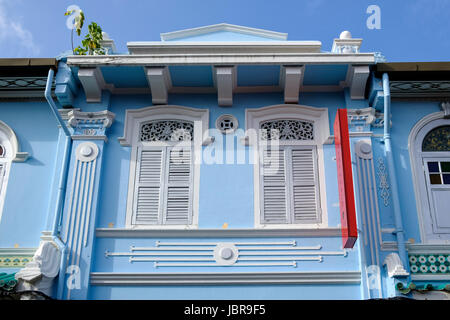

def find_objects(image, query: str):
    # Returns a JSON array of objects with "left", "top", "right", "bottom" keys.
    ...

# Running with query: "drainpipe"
[
  {"left": 382, "top": 73, "right": 408, "bottom": 271},
  {"left": 45, "top": 68, "right": 72, "bottom": 299},
  {"left": 45, "top": 68, "right": 72, "bottom": 235}
]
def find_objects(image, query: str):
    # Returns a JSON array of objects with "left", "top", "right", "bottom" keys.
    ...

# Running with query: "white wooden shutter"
[
  {"left": 164, "top": 147, "right": 192, "bottom": 224},
  {"left": 0, "top": 163, "right": 4, "bottom": 196},
  {"left": 133, "top": 148, "right": 165, "bottom": 224},
  {"left": 260, "top": 148, "right": 288, "bottom": 223},
  {"left": 291, "top": 148, "right": 321, "bottom": 223}
]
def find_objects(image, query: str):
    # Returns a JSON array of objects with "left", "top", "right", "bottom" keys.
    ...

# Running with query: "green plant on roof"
[{"left": 64, "top": 9, "right": 105, "bottom": 56}]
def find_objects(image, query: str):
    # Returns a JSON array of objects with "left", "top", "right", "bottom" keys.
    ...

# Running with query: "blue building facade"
[{"left": 0, "top": 24, "right": 449, "bottom": 300}]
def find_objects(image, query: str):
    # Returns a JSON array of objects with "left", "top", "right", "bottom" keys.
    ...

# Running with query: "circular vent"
[{"left": 216, "top": 114, "right": 238, "bottom": 134}]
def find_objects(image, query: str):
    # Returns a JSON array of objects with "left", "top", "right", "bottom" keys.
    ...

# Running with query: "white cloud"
[{"left": 0, "top": 0, "right": 40, "bottom": 57}]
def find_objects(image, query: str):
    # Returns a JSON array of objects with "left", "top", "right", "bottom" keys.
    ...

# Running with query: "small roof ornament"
[{"left": 332, "top": 30, "right": 362, "bottom": 54}]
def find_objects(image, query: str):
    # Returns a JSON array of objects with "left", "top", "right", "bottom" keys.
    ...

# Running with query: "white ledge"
[
  {"left": 90, "top": 271, "right": 361, "bottom": 285},
  {"left": 95, "top": 227, "right": 342, "bottom": 238}
]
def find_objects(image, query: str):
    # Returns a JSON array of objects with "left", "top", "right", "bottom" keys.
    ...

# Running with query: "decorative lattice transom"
[
  {"left": 140, "top": 120, "right": 194, "bottom": 142},
  {"left": 260, "top": 119, "right": 314, "bottom": 141},
  {"left": 422, "top": 125, "right": 450, "bottom": 152}
]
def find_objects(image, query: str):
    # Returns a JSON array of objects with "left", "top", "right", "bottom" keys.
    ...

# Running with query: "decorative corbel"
[{"left": 383, "top": 253, "right": 409, "bottom": 278}]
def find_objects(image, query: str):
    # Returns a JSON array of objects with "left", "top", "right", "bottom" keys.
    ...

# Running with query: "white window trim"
[
  {"left": 409, "top": 112, "right": 450, "bottom": 244},
  {"left": 119, "top": 105, "right": 209, "bottom": 229},
  {"left": 0, "top": 127, "right": 13, "bottom": 223},
  {"left": 0, "top": 120, "right": 29, "bottom": 162},
  {"left": 245, "top": 104, "right": 329, "bottom": 229}
]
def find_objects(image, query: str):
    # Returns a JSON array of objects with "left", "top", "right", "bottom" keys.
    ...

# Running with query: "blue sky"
[{"left": 0, "top": 0, "right": 449, "bottom": 61}]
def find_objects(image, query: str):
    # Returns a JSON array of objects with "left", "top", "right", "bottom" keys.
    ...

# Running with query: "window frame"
[
  {"left": 120, "top": 105, "right": 209, "bottom": 229},
  {"left": 409, "top": 115, "right": 450, "bottom": 243},
  {"left": 0, "top": 130, "right": 12, "bottom": 223},
  {"left": 245, "top": 104, "right": 330, "bottom": 229}
]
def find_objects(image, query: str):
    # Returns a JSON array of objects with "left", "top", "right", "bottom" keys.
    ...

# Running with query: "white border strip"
[
  {"left": 90, "top": 271, "right": 361, "bottom": 285},
  {"left": 95, "top": 228, "right": 342, "bottom": 238}
]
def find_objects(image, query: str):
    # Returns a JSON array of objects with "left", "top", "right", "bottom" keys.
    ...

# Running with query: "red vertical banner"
[{"left": 334, "top": 109, "right": 358, "bottom": 248}]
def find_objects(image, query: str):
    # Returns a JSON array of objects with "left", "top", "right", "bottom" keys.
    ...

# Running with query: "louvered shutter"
[
  {"left": 164, "top": 147, "right": 192, "bottom": 224},
  {"left": 260, "top": 148, "right": 288, "bottom": 223},
  {"left": 0, "top": 163, "right": 4, "bottom": 196},
  {"left": 291, "top": 148, "right": 321, "bottom": 223},
  {"left": 133, "top": 148, "right": 165, "bottom": 224}
]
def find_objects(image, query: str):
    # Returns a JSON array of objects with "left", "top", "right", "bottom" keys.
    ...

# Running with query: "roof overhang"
[
  {"left": 374, "top": 62, "right": 450, "bottom": 99},
  {"left": 0, "top": 58, "right": 57, "bottom": 98},
  {"left": 66, "top": 52, "right": 375, "bottom": 67}
]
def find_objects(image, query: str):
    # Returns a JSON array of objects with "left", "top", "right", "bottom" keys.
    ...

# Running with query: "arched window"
[
  {"left": 246, "top": 104, "right": 330, "bottom": 228},
  {"left": 410, "top": 116, "right": 450, "bottom": 243},
  {"left": 119, "top": 106, "right": 209, "bottom": 228}
]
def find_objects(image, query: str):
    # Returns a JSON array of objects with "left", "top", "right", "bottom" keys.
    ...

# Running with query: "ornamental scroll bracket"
[{"left": 67, "top": 110, "right": 115, "bottom": 141}]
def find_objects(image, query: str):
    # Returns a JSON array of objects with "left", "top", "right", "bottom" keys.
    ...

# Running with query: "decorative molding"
[
  {"left": 348, "top": 65, "right": 370, "bottom": 100},
  {"left": 127, "top": 42, "right": 324, "bottom": 55},
  {"left": 383, "top": 253, "right": 409, "bottom": 277},
  {"left": 105, "top": 240, "right": 347, "bottom": 268},
  {"left": 376, "top": 157, "right": 390, "bottom": 207},
  {"left": 0, "top": 120, "right": 29, "bottom": 162},
  {"left": 441, "top": 101, "right": 450, "bottom": 118},
  {"left": 67, "top": 53, "right": 375, "bottom": 68},
  {"left": 90, "top": 271, "right": 361, "bottom": 285},
  {"left": 145, "top": 67, "right": 172, "bottom": 105},
  {"left": 390, "top": 81, "right": 450, "bottom": 98},
  {"left": 355, "top": 139, "right": 382, "bottom": 267},
  {"left": 75, "top": 142, "right": 99, "bottom": 162},
  {"left": 215, "top": 114, "right": 238, "bottom": 134},
  {"left": 68, "top": 110, "right": 115, "bottom": 141},
  {"left": 280, "top": 66, "right": 305, "bottom": 104},
  {"left": 0, "top": 77, "right": 52, "bottom": 98},
  {"left": 0, "top": 248, "right": 36, "bottom": 268},
  {"left": 408, "top": 252, "right": 450, "bottom": 275},
  {"left": 245, "top": 104, "right": 330, "bottom": 145},
  {"left": 119, "top": 105, "right": 210, "bottom": 147},
  {"left": 159, "top": 23, "right": 289, "bottom": 41},
  {"left": 332, "top": 35, "right": 362, "bottom": 54},
  {"left": 411, "top": 274, "right": 450, "bottom": 281},
  {"left": 77, "top": 67, "right": 111, "bottom": 102},
  {"left": 15, "top": 241, "right": 61, "bottom": 297},
  {"left": 213, "top": 66, "right": 236, "bottom": 107},
  {"left": 407, "top": 244, "right": 450, "bottom": 254},
  {"left": 58, "top": 108, "right": 80, "bottom": 121},
  {"left": 96, "top": 227, "right": 342, "bottom": 238}
]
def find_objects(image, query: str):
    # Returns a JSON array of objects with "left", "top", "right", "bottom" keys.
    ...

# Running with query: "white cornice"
[
  {"left": 90, "top": 271, "right": 361, "bottom": 285},
  {"left": 95, "top": 227, "right": 342, "bottom": 238},
  {"left": 160, "top": 23, "right": 288, "bottom": 41},
  {"left": 127, "top": 41, "right": 322, "bottom": 54},
  {"left": 66, "top": 53, "right": 375, "bottom": 67}
]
